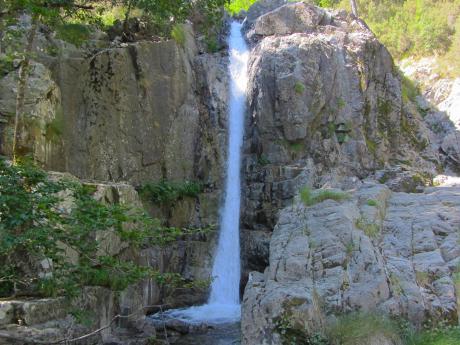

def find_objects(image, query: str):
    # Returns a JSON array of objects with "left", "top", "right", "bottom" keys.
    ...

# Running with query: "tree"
[
  {"left": 1, "top": 1, "right": 96, "bottom": 163},
  {"left": 350, "top": 0, "right": 358, "bottom": 17}
]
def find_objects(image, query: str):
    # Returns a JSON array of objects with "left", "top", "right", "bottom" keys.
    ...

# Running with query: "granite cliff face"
[
  {"left": 242, "top": 182, "right": 460, "bottom": 345},
  {"left": 1, "top": 1, "right": 460, "bottom": 344},
  {"left": 0, "top": 22, "right": 228, "bottom": 188},
  {"left": 0, "top": 18, "right": 229, "bottom": 345},
  {"left": 239, "top": 2, "right": 460, "bottom": 344},
  {"left": 240, "top": 1, "right": 441, "bottom": 280}
]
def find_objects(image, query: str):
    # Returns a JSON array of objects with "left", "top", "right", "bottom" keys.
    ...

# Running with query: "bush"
[
  {"left": 171, "top": 23, "right": 187, "bottom": 46},
  {"left": 402, "top": 324, "right": 460, "bottom": 345},
  {"left": 355, "top": 216, "right": 380, "bottom": 238},
  {"left": 56, "top": 23, "right": 91, "bottom": 47},
  {"left": 294, "top": 81, "right": 306, "bottom": 94},
  {"left": 366, "top": 199, "right": 378, "bottom": 207},
  {"left": 226, "top": 0, "right": 258, "bottom": 15},
  {"left": 331, "top": 0, "right": 460, "bottom": 64},
  {"left": 0, "top": 159, "right": 194, "bottom": 298},
  {"left": 139, "top": 180, "right": 203, "bottom": 205},
  {"left": 327, "top": 313, "right": 401, "bottom": 345},
  {"left": 300, "top": 187, "right": 350, "bottom": 206}
]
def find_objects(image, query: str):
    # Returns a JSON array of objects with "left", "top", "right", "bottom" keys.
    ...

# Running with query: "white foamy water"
[{"left": 151, "top": 21, "right": 249, "bottom": 325}]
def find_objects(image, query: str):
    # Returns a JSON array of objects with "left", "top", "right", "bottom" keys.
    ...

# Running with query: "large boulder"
[{"left": 242, "top": 182, "right": 460, "bottom": 344}]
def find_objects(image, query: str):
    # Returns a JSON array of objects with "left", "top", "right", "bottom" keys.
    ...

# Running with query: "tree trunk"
[
  {"left": 123, "top": 0, "right": 133, "bottom": 33},
  {"left": 12, "top": 16, "right": 38, "bottom": 163},
  {"left": 350, "top": 0, "right": 359, "bottom": 17}
]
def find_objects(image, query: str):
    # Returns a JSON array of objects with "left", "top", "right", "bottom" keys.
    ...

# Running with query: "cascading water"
[
  {"left": 152, "top": 21, "right": 249, "bottom": 324},
  {"left": 209, "top": 20, "right": 247, "bottom": 307}
]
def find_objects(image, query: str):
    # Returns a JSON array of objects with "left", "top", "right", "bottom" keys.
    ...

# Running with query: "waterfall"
[
  {"left": 209, "top": 20, "right": 248, "bottom": 306},
  {"left": 152, "top": 21, "right": 249, "bottom": 324}
]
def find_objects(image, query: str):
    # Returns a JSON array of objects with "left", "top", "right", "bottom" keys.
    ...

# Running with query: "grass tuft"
[
  {"left": 300, "top": 187, "right": 350, "bottom": 206},
  {"left": 355, "top": 217, "right": 380, "bottom": 238}
]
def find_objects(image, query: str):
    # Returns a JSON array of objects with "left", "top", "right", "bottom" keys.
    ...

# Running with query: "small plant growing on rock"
[
  {"left": 139, "top": 180, "right": 203, "bottom": 205},
  {"left": 415, "top": 271, "right": 431, "bottom": 288},
  {"left": 355, "top": 217, "right": 380, "bottom": 238},
  {"left": 300, "top": 187, "right": 351, "bottom": 206},
  {"left": 345, "top": 241, "right": 356, "bottom": 257},
  {"left": 257, "top": 155, "right": 271, "bottom": 166},
  {"left": 294, "top": 81, "right": 306, "bottom": 94},
  {"left": 337, "top": 97, "right": 346, "bottom": 109},
  {"left": 171, "top": 24, "right": 186, "bottom": 46},
  {"left": 326, "top": 313, "right": 401, "bottom": 345},
  {"left": 366, "top": 199, "right": 379, "bottom": 207}
]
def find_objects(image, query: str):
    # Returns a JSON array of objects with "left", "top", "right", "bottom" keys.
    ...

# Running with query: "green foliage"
[
  {"left": 226, "top": 0, "right": 258, "bottom": 15},
  {"left": 0, "top": 53, "right": 15, "bottom": 77},
  {"left": 205, "top": 34, "right": 220, "bottom": 53},
  {"left": 44, "top": 112, "right": 64, "bottom": 143},
  {"left": 355, "top": 216, "right": 380, "bottom": 238},
  {"left": 366, "top": 199, "right": 378, "bottom": 207},
  {"left": 70, "top": 309, "right": 95, "bottom": 327},
  {"left": 337, "top": 97, "right": 346, "bottom": 109},
  {"left": 402, "top": 323, "right": 460, "bottom": 345},
  {"left": 275, "top": 311, "right": 328, "bottom": 345},
  {"left": 140, "top": 180, "right": 203, "bottom": 205},
  {"left": 400, "top": 72, "right": 420, "bottom": 103},
  {"left": 336, "top": 132, "right": 349, "bottom": 144},
  {"left": 300, "top": 187, "right": 350, "bottom": 206},
  {"left": 438, "top": 15, "right": 460, "bottom": 76},
  {"left": 313, "top": 0, "right": 336, "bottom": 7},
  {"left": 0, "top": 159, "right": 197, "bottom": 298},
  {"left": 56, "top": 23, "right": 91, "bottom": 47},
  {"left": 330, "top": 0, "right": 460, "bottom": 67},
  {"left": 171, "top": 23, "right": 186, "bottom": 46},
  {"left": 327, "top": 313, "right": 401, "bottom": 345},
  {"left": 257, "top": 154, "right": 271, "bottom": 166},
  {"left": 366, "top": 137, "right": 378, "bottom": 156},
  {"left": 294, "top": 81, "right": 306, "bottom": 94}
]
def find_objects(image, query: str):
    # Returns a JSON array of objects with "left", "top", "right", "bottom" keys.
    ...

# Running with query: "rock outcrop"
[
  {"left": 240, "top": 0, "right": 439, "bottom": 278},
  {"left": 400, "top": 57, "right": 460, "bottom": 170},
  {"left": 0, "top": 21, "right": 229, "bottom": 208},
  {"left": 242, "top": 182, "right": 460, "bottom": 345},
  {"left": 240, "top": 2, "right": 460, "bottom": 344},
  {"left": 0, "top": 173, "right": 216, "bottom": 344}
]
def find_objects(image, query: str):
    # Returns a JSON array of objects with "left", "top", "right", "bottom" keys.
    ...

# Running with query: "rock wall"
[
  {"left": 240, "top": 1, "right": 440, "bottom": 277},
  {"left": 0, "top": 22, "right": 229, "bottom": 191},
  {"left": 242, "top": 182, "right": 460, "bottom": 345},
  {"left": 0, "top": 19, "right": 230, "bottom": 345},
  {"left": 401, "top": 57, "right": 460, "bottom": 171}
]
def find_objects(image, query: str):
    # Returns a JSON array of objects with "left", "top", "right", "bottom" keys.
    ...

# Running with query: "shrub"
[
  {"left": 300, "top": 187, "right": 350, "bottom": 206},
  {"left": 332, "top": 0, "right": 460, "bottom": 66},
  {"left": 0, "top": 159, "right": 196, "bottom": 298},
  {"left": 402, "top": 324, "right": 460, "bottom": 345},
  {"left": 171, "top": 24, "right": 186, "bottom": 46},
  {"left": 226, "top": 0, "right": 258, "bottom": 15},
  {"left": 139, "top": 180, "right": 203, "bottom": 205},
  {"left": 257, "top": 155, "right": 271, "bottom": 166},
  {"left": 327, "top": 313, "right": 401, "bottom": 345},
  {"left": 355, "top": 216, "right": 380, "bottom": 238},
  {"left": 294, "top": 81, "right": 306, "bottom": 94},
  {"left": 56, "top": 23, "right": 91, "bottom": 47},
  {"left": 366, "top": 199, "right": 378, "bottom": 207}
]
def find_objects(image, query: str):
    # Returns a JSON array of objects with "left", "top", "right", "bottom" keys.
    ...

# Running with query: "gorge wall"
[
  {"left": 1, "top": 1, "right": 460, "bottom": 344},
  {"left": 0, "top": 17, "right": 231, "bottom": 344},
  {"left": 239, "top": 2, "right": 460, "bottom": 344},
  {"left": 240, "top": 1, "right": 443, "bottom": 280}
]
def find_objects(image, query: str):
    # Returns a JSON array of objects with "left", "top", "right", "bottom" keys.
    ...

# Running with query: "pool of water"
[{"left": 171, "top": 322, "right": 241, "bottom": 345}]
